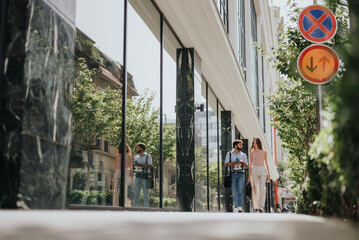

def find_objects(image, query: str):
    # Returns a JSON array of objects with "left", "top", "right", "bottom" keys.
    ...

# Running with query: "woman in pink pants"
[{"left": 248, "top": 138, "right": 270, "bottom": 212}]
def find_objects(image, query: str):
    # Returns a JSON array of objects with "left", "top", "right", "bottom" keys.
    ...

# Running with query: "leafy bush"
[
  {"left": 163, "top": 197, "right": 177, "bottom": 208},
  {"left": 69, "top": 190, "right": 83, "bottom": 204},
  {"left": 308, "top": 112, "right": 357, "bottom": 220},
  {"left": 69, "top": 190, "right": 114, "bottom": 206},
  {"left": 104, "top": 191, "right": 113, "bottom": 206},
  {"left": 84, "top": 190, "right": 98, "bottom": 205},
  {"left": 72, "top": 168, "right": 86, "bottom": 190}
]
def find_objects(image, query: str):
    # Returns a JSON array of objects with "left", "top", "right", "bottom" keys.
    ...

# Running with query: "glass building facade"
[{"left": 0, "top": 0, "right": 277, "bottom": 212}]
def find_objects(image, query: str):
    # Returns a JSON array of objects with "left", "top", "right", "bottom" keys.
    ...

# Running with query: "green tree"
[
  {"left": 266, "top": 79, "right": 317, "bottom": 190},
  {"left": 73, "top": 60, "right": 176, "bottom": 171},
  {"left": 264, "top": 0, "right": 349, "bottom": 214},
  {"left": 331, "top": 0, "right": 359, "bottom": 221},
  {"left": 307, "top": 0, "right": 359, "bottom": 221},
  {"left": 105, "top": 89, "right": 176, "bottom": 168},
  {"left": 308, "top": 112, "right": 342, "bottom": 217},
  {"left": 72, "top": 59, "right": 109, "bottom": 152}
]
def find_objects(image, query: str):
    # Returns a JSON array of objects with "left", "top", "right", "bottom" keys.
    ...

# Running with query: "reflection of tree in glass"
[
  {"left": 73, "top": 59, "right": 111, "bottom": 152},
  {"left": 73, "top": 59, "right": 176, "bottom": 173},
  {"left": 72, "top": 168, "right": 87, "bottom": 190}
]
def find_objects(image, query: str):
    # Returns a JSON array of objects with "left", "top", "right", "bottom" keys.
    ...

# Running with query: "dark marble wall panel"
[
  {"left": 0, "top": 0, "right": 29, "bottom": 209},
  {"left": 221, "top": 110, "right": 232, "bottom": 212},
  {"left": 0, "top": 0, "right": 75, "bottom": 209},
  {"left": 22, "top": 0, "right": 74, "bottom": 145},
  {"left": 176, "top": 48, "right": 195, "bottom": 211},
  {"left": 20, "top": 135, "right": 70, "bottom": 208}
]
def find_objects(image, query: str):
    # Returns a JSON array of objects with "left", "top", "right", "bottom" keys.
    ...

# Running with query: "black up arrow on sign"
[{"left": 306, "top": 56, "right": 317, "bottom": 72}]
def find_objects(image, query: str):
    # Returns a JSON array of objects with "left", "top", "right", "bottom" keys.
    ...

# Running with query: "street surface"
[{"left": 0, "top": 211, "right": 358, "bottom": 240}]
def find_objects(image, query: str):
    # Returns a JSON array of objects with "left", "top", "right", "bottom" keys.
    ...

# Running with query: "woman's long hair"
[
  {"left": 251, "top": 137, "right": 263, "bottom": 151},
  {"left": 118, "top": 142, "right": 132, "bottom": 156}
]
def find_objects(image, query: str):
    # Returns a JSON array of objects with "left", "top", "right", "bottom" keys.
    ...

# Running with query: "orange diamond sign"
[{"left": 297, "top": 44, "right": 339, "bottom": 84}]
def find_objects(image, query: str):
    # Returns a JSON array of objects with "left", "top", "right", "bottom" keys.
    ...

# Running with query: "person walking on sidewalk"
[
  {"left": 225, "top": 139, "right": 248, "bottom": 213},
  {"left": 133, "top": 142, "right": 152, "bottom": 207},
  {"left": 113, "top": 142, "right": 133, "bottom": 207},
  {"left": 248, "top": 137, "right": 270, "bottom": 213}
]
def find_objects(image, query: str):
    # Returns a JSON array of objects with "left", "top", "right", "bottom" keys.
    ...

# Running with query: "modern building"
[{"left": 0, "top": 0, "right": 283, "bottom": 212}]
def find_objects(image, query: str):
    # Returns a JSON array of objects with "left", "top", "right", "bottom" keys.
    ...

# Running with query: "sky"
[{"left": 270, "top": 0, "right": 326, "bottom": 23}]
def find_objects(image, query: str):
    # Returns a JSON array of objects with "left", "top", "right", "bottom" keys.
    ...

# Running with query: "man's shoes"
[
  {"left": 233, "top": 207, "right": 238, "bottom": 213},
  {"left": 258, "top": 208, "right": 264, "bottom": 213},
  {"left": 238, "top": 207, "right": 243, "bottom": 213}
]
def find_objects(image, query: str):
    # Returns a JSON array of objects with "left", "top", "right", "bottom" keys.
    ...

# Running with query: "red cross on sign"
[
  {"left": 297, "top": 44, "right": 339, "bottom": 84},
  {"left": 298, "top": 5, "right": 337, "bottom": 43}
]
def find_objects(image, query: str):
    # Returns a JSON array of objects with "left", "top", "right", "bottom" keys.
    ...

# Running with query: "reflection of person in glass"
[
  {"left": 113, "top": 142, "right": 133, "bottom": 207},
  {"left": 133, "top": 142, "right": 152, "bottom": 207},
  {"left": 225, "top": 139, "right": 248, "bottom": 213}
]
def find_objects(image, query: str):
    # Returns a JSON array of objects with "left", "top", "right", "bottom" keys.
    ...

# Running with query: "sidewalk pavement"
[{"left": 0, "top": 211, "right": 358, "bottom": 240}]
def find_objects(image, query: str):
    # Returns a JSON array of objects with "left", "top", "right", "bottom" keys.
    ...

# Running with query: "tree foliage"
[
  {"left": 72, "top": 60, "right": 176, "bottom": 169},
  {"left": 303, "top": 0, "right": 359, "bottom": 221},
  {"left": 306, "top": 0, "right": 359, "bottom": 221},
  {"left": 308, "top": 113, "right": 346, "bottom": 217},
  {"left": 265, "top": 0, "right": 350, "bottom": 216},
  {"left": 266, "top": 79, "right": 317, "bottom": 189},
  {"left": 72, "top": 60, "right": 109, "bottom": 151}
]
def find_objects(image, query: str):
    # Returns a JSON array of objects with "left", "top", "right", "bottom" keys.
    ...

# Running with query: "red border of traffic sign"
[
  {"left": 298, "top": 5, "right": 337, "bottom": 43},
  {"left": 297, "top": 44, "right": 339, "bottom": 84}
]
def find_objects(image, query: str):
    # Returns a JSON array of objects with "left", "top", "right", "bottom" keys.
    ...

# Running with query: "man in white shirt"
[
  {"left": 133, "top": 142, "right": 152, "bottom": 207},
  {"left": 225, "top": 139, "right": 248, "bottom": 213}
]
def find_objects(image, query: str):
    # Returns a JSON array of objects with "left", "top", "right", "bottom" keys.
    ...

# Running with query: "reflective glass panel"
[
  {"left": 219, "top": 104, "right": 226, "bottom": 211},
  {"left": 194, "top": 72, "right": 207, "bottom": 211},
  {"left": 208, "top": 88, "right": 219, "bottom": 211},
  {"left": 70, "top": 0, "right": 125, "bottom": 207},
  {"left": 162, "top": 22, "right": 180, "bottom": 209},
  {"left": 127, "top": 0, "right": 161, "bottom": 208}
]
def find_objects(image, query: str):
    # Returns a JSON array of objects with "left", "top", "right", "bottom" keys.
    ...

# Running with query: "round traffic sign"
[
  {"left": 297, "top": 44, "right": 339, "bottom": 84},
  {"left": 298, "top": 5, "right": 337, "bottom": 43}
]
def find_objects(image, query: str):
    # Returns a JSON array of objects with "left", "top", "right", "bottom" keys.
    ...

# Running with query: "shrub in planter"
[{"left": 70, "top": 190, "right": 83, "bottom": 204}]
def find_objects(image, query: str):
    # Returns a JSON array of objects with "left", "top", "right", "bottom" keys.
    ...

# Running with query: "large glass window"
[
  {"left": 250, "top": 0, "right": 259, "bottom": 116},
  {"left": 208, "top": 88, "right": 219, "bottom": 211},
  {"left": 162, "top": 22, "right": 180, "bottom": 209},
  {"left": 127, "top": 0, "right": 161, "bottom": 208},
  {"left": 218, "top": 0, "right": 229, "bottom": 33},
  {"left": 70, "top": 0, "right": 125, "bottom": 207},
  {"left": 237, "top": 0, "right": 246, "bottom": 68},
  {"left": 218, "top": 104, "right": 226, "bottom": 212},
  {"left": 262, "top": 55, "right": 266, "bottom": 132},
  {"left": 194, "top": 66, "right": 207, "bottom": 211}
]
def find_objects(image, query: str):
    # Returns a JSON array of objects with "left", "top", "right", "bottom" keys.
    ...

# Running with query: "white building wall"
[
  {"left": 213, "top": 0, "right": 279, "bottom": 157},
  {"left": 244, "top": 0, "right": 253, "bottom": 100},
  {"left": 154, "top": 0, "right": 283, "bottom": 179}
]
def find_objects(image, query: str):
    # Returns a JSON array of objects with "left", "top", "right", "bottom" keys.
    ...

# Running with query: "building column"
[
  {"left": 176, "top": 48, "right": 195, "bottom": 211},
  {"left": 221, "top": 110, "right": 232, "bottom": 212},
  {"left": 0, "top": 0, "right": 75, "bottom": 209}
]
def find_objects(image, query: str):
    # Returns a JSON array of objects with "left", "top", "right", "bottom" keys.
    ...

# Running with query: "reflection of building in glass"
[
  {"left": 1, "top": 0, "right": 285, "bottom": 211},
  {"left": 70, "top": 29, "right": 138, "bottom": 197},
  {"left": 196, "top": 103, "right": 218, "bottom": 163}
]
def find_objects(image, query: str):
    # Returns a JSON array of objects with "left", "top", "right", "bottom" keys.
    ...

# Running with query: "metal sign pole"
[
  {"left": 316, "top": 0, "right": 321, "bottom": 128},
  {"left": 318, "top": 85, "right": 322, "bottom": 130},
  {"left": 313, "top": 0, "right": 321, "bottom": 131}
]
